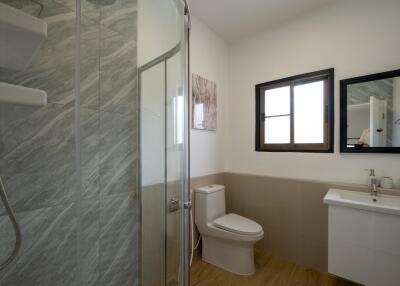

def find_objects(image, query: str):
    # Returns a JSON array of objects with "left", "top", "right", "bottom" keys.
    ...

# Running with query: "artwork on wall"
[{"left": 192, "top": 73, "right": 217, "bottom": 131}]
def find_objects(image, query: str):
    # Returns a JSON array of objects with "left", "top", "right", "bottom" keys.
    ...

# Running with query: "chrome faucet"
[{"left": 370, "top": 178, "right": 378, "bottom": 197}]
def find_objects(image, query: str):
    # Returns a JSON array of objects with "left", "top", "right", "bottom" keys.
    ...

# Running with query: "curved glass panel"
[{"left": 138, "top": 0, "right": 187, "bottom": 285}]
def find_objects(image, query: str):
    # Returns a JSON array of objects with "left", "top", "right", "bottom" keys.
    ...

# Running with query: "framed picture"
[{"left": 192, "top": 74, "right": 217, "bottom": 130}]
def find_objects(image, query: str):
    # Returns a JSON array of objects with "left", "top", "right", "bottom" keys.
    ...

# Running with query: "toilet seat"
[{"left": 213, "top": 213, "right": 263, "bottom": 236}]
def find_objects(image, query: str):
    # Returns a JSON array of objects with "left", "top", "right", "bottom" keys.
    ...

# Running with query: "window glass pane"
[
  {"left": 264, "top": 116, "right": 290, "bottom": 144},
  {"left": 176, "top": 94, "right": 184, "bottom": 144},
  {"left": 294, "top": 81, "right": 324, "bottom": 143},
  {"left": 264, "top": 86, "right": 290, "bottom": 116}
]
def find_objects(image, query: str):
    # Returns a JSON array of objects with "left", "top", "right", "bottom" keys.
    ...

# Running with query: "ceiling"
[{"left": 189, "top": 0, "right": 334, "bottom": 43}]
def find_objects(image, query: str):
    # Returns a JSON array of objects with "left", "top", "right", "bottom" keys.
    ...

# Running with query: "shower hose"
[{"left": 0, "top": 176, "right": 21, "bottom": 270}]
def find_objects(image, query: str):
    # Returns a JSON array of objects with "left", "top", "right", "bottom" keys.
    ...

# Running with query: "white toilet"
[{"left": 194, "top": 184, "right": 264, "bottom": 275}]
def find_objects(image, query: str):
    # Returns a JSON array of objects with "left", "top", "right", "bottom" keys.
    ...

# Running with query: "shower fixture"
[{"left": 0, "top": 176, "right": 21, "bottom": 270}]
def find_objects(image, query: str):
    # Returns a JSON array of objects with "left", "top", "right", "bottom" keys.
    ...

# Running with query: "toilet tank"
[{"left": 194, "top": 185, "right": 226, "bottom": 230}]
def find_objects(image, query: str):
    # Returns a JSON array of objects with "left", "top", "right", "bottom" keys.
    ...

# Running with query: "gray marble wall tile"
[
  {"left": 0, "top": 150, "right": 18, "bottom": 179},
  {"left": 0, "top": 65, "right": 75, "bottom": 105},
  {"left": 0, "top": 3, "right": 77, "bottom": 105},
  {"left": 0, "top": 104, "right": 39, "bottom": 158},
  {"left": 37, "top": 11, "right": 76, "bottom": 64},
  {"left": 14, "top": 203, "right": 78, "bottom": 286},
  {"left": 100, "top": 28, "right": 138, "bottom": 114},
  {"left": 81, "top": 108, "right": 100, "bottom": 199},
  {"left": 100, "top": 0, "right": 137, "bottom": 40},
  {"left": 99, "top": 111, "right": 138, "bottom": 196},
  {"left": 45, "top": 20, "right": 98, "bottom": 105},
  {"left": 0, "top": 172, "right": 76, "bottom": 215},
  {"left": 1, "top": 0, "right": 68, "bottom": 18},
  {"left": 80, "top": 57, "right": 100, "bottom": 109},
  {"left": 0, "top": 104, "right": 77, "bottom": 214},
  {"left": 78, "top": 17, "right": 101, "bottom": 109},
  {"left": 0, "top": 215, "right": 18, "bottom": 283},
  {"left": 2, "top": 104, "right": 74, "bottom": 172},
  {"left": 98, "top": 265, "right": 138, "bottom": 286},
  {"left": 55, "top": 0, "right": 101, "bottom": 22},
  {"left": 13, "top": 104, "right": 75, "bottom": 149},
  {"left": 99, "top": 192, "right": 138, "bottom": 285},
  {"left": 0, "top": 263, "right": 17, "bottom": 286},
  {"left": 78, "top": 199, "right": 100, "bottom": 286},
  {"left": 0, "top": 0, "right": 139, "bottom": 284}
]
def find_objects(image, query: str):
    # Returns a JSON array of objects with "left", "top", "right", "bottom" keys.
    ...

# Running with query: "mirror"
[{"left": 340, "top": 69, "right": 400, "bottom": 153}]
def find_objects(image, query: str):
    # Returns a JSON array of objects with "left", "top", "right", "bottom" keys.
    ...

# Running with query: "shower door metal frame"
[{"left": 181, "top": 3, "right": 191, "bottom": 285}]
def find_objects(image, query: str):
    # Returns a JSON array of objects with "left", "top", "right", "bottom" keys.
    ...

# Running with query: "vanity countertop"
[{"left": 324, "top": 188, "right": 400, "bottom": 216}]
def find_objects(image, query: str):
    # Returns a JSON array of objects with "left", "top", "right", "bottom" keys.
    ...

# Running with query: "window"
[
  {"left": 173, "top": 87, "right": 185, "bottom": 145},
  {"left": 174, "top": 92, "right": 185, "bottom": 145},
  {"left": 255, "top": 69, "right": 334, "bottom": 152}
]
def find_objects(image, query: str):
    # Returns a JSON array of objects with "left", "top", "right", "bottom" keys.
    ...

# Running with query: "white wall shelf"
[{"left": 0, "top": 82, "right": 47, "bottom": 106}]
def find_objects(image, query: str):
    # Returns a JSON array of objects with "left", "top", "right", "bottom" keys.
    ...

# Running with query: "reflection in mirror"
[{"left": 346, "top": 75, "right": 400, "bottom": 149}]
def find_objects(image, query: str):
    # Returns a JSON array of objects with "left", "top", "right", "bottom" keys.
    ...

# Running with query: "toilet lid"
[{"left": 213, "top": 213, "right": 263, "bottom": 235}]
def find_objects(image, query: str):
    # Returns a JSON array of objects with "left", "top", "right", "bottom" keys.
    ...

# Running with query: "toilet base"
[{"left": 202, "top": 235, "right": 256, "bottom": 275}]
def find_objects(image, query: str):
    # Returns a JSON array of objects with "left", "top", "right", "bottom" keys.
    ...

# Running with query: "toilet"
[{"left": 194, "top": 184, "right": 264, "bottom": 275}]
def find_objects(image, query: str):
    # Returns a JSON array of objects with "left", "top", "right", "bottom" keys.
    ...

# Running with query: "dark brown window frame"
[{"left": 255, "top": 68, "right": 334, "bottom": 153}]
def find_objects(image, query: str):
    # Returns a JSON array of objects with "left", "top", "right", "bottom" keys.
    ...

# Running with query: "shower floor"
[{"left": 190, "top": 249, "right": 360, "bottom": 286}]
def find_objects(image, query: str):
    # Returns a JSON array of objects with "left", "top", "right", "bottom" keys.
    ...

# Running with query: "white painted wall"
[
  {"left": 138, "top": 0, "right": 186, "bottom": 186},
  {"left": 138, "top": 1, "right": 229, "bottom": 179},
  {"left": 227, "top": 1, "right": 400, "bottom": 187},
  {"left": 141, "top": 63, "right": 165, "bottom": 186},
  {"left": 137, "top": 0, "right": 182, "bottom": 66},
  {"left": 190, "top": 17, "right": 229, "bottom": 178}
]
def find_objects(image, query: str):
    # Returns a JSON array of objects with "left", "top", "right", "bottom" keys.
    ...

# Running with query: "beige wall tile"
[
  {"left": 299, "top": 238, "right": 328, "bottom": 272},
  {"left": 191, "top": 173, "right": 225, "bottom": 189},
  {"left": 224, "top": 173, "right": 247, "bottom": 215},
  {"left": 224, "top": 172, "right": 333, "bottom": 272},
  {"left": 190, "top": 172, "right": 365, "bottom": 273},
  {"left": 299, "top": 182, "right": 330, "bottom": 244},
  {"left": 267, "top": 226, "right": 302, "bottom": 265}
]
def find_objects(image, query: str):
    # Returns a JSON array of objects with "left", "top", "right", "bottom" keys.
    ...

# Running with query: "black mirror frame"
[{"left": 340, "top": 68, "right": 400, "bottom": 153}]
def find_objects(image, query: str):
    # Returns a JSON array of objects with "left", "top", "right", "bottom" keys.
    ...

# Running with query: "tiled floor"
[{"left": 190, "top": 249, "right": 361, "bottom": 286}]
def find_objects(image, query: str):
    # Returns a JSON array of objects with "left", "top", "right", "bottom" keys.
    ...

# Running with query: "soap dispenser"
[{"left": 365, "top": 169, "right": 376, "bottom": 187}]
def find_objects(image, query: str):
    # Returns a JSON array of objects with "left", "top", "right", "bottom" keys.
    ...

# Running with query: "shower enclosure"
[
  {"left": 0, "top": 0, "right": 190, "bottom": 284},
  {"left": 139, "top": 0, "right": 190, "bottom": 285}
]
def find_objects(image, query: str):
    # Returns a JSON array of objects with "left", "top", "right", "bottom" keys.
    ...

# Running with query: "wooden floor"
[{"left": 190, "top": 249, "right": 360, "bottom": 286}]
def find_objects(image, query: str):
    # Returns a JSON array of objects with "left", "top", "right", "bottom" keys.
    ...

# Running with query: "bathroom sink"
[{"left": 324, "top": 188, "right": 400, "bottom": 215}]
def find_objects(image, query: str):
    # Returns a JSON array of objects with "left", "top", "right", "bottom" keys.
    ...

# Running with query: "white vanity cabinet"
[{"left": 324, "top": 189, "right": 400, "bottom": 286}]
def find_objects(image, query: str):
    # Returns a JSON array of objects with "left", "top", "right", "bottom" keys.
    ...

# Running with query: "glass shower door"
[
  {"left": 141, "top": 61, "right": 167, "bottom": 286},
  {"left": 139, "top": 1, "right": 188, "bottom": 285},
  {"left": 140, "top": 51, "right": 187, "bottom": 286},
  {"left": 166, "top": 49, "right": 185, "bottom": 286}
]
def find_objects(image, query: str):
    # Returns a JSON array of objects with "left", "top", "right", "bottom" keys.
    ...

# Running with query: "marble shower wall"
[{"left": 0, "top": 0, "right": 139, "bottom": 285}]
